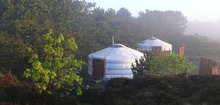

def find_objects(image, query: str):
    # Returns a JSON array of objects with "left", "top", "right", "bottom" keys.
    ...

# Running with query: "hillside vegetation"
[
  {"left": 159, "top": 35, "right": 220, "bottom": 74},
  {"left": 2, "top": 74, "right": 220, "bottom": 105}
]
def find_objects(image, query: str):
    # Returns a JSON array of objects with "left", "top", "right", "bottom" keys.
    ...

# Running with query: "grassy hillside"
[
  {"left": 159, "top": 35, "right": 220, "bottom": 74},
  {"left": 185, "top": 21, "right": 220, "bottom": 41}
]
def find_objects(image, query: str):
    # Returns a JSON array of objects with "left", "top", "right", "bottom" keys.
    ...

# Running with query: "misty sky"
[{"left": 86, "top": 0, "right": 220, "bottom": 22}]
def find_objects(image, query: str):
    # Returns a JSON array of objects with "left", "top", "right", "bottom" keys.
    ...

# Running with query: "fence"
[{"left": 199, "top": 58, "right": 218, "bottom": 75}]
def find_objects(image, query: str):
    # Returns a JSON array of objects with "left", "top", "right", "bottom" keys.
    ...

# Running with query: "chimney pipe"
[
  {"left": 179, "top": 44, "right": 185, "bottom": 57},
  {"left": 112, "top": 35, "right": 114, "bottom": 45}
]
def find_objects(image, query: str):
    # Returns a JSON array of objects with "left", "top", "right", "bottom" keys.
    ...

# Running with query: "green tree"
[
  {"left": 1, "top": 0, "right": 84, "bottom": 37},
  {"left": 74, "top": 7, "right": 115, "bottom": 60},
  {"left": 132, "top": 53, "right": 196, "bottom": 77},
  {"left": 24, "top": 30, "right": 83, "bottom": 96},
  {"left": 116, "top": 8, "right": 131, "bottom": 19},
  {"left": 137, "top": 10, "right": 187, "bottom": 37},
  {"left": 0, "top": 32, "right": 27, "bottom": 77},
  {"left": 0, "top": 0, "right": 92, "bottom": 77},
  {"left": 131, "top": 52, "right": 154, "bottom": 77},
  {"left": 114, "top": 8, "right": 136, "bottom": 46}
]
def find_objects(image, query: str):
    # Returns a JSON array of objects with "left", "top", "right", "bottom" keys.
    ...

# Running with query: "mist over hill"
[{"left": 185, "top": 21, "right": 220, "bottom": 41}]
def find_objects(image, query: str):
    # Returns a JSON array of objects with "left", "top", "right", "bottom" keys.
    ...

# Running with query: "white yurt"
[
  {"left": 137, "top": 36, "right": 172, "bottom": 52},
  {"left": 88, "top": 44, "right": 143, "bottom": 80}
]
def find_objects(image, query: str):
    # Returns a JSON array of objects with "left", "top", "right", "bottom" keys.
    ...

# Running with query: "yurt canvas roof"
[
  {"left": 137, "top": 37, "right": 172, "bottom": 51},
  {"left": 88, "top": 44, "right": 143, "bottom": 62}
]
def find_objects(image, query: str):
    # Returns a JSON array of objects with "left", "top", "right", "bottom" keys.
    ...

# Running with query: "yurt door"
[
  {"left": 92, "top": 59, "right": 105, "bottom": 78},
  {"left": 151, "top": 46, "right": 162, "bottom": 57}
]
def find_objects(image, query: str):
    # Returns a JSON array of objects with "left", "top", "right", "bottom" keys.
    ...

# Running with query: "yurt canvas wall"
[
  {"left": 137, "top": 36, "right": 172, "bottom": 53},
  {"left": 88, "top": 44, "right": 143, "bottom": 80}
]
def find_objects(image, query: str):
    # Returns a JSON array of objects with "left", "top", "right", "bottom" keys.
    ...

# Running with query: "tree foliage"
[
  {"left": 24, "top": 30, "right": 83, "bottom": 96},
  {"left": 0, "top": 0, "right": 189, "bottom": 78},
  {"left": 131, "top": 52, "right": 154, "bottom": 77},
  {"left": 0, "top": 0, "right": 93, "bottom": 77},
  {"left": 132, "top": 53, "right": 196, "bottom": 77},
  {"left": 0, "top": 32, "right": 27, "bottom": 77},
  {"left": 0, "top": 0, "right": 84, "bottom": 36},
  {"left": 137, "top": 10, "right": 187, "bottom": 37}
]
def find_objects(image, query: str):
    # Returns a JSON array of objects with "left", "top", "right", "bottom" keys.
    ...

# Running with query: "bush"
[{"left": 0, "top": 73, "right": 19, "bottom": 87}]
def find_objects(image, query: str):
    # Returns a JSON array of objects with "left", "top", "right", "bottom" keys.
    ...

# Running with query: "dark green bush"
[{"left": 3, "top": 74, "right": 220, "bottom": 105}]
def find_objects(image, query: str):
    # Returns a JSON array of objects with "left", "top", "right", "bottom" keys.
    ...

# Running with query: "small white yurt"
[
  {"left": 137, "top": 36, "right": 172, "bottom": 52},
  {"left": 88, "top": 44, "right": 143, "bottom": 80}
]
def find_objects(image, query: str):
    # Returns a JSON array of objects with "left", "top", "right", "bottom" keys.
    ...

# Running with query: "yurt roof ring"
[{"left": 111, "top": 44, "right": 125, "bottom": 48}]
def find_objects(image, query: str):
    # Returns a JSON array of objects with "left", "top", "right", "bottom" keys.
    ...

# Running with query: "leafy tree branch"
[
  {"left": 24, "top": 29, "right": 83, "bottom": 96},
  {"left": 132, "top": 53, "right": 196, "bottom": 77}
]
